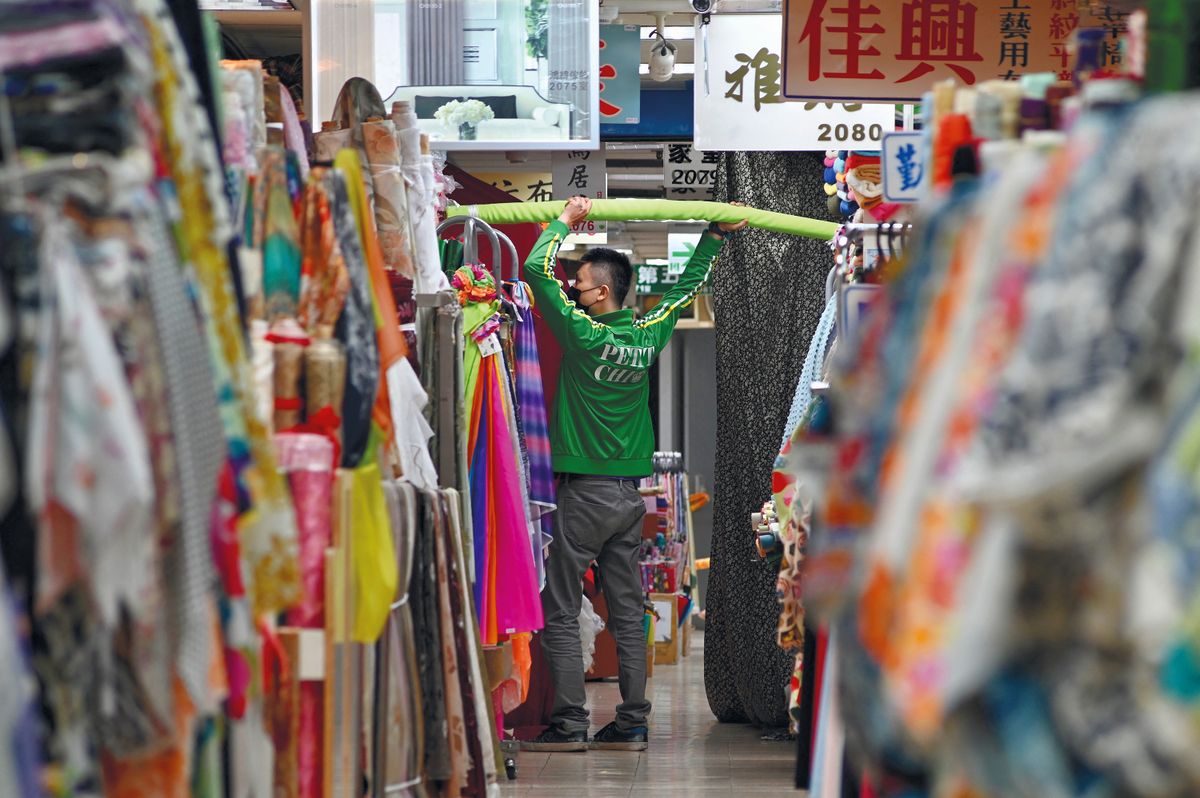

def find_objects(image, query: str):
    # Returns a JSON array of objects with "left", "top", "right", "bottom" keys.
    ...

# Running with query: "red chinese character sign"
[
  {"left": 599, "top": 25, "right": 641, "bottom": 125},
  {"left": 783, "top": 0, "right": 1131, "bottom": 101}
]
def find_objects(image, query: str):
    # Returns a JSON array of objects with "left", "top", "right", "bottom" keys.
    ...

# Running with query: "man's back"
[{"left": 523, "top": 218, "right": 724, "bottom": 476}]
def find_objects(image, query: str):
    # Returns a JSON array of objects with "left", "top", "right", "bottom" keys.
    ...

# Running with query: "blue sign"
[
  {"left": 600, "top": 25, "right": 641, "bottom": 125},
  {"left": 881, "top": 132, "right": 925, "bottom": 203}
]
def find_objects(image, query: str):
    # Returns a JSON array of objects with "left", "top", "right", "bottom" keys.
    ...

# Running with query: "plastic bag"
[{"left": 579, "top": 595, "right": 605, "bottom": 673}]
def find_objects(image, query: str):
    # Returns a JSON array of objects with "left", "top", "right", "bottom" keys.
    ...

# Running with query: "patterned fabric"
[
  {"left": 327, "top": 169, "right": 380, "bottom": 467},
  {"left": 297, "top": 168, "right": 351, "bottom": 339},
  {"left": 510, "top": 281, "right": 556, "bottom": 528},
  {"left": 253, "top": 147, "right": 303, "bottom": 320},
  {"left": 136, "top": 196, "right": 226, "bottom": 710},
  {"left": 146, "top": 1, "right": 300, "bottom": 617},
  {"left": 412, "top": 490, "right": 451, "bottom": 782},
  {"left": 26, "top": 214, "right": 157, "bottom": 631},
  {"left": 705, "top": 151, "right": 833, "bottom": 728}
]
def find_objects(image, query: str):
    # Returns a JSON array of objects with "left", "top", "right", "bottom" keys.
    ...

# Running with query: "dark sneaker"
[
  {"left": 590, "top": 721, "right": 648, "bottom": 751},
  {"left": 519, "top": 726, "right": 589, "bottom": 752}
]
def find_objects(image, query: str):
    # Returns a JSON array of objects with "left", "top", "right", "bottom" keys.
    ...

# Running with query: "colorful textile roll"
[{"left": 298, "top": 169, "right": 351, "bottom": 338}]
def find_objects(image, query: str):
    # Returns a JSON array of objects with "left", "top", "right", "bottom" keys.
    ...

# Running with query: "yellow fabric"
[{"left": 348, "top": 462, "right": 399, "bottom": 642}]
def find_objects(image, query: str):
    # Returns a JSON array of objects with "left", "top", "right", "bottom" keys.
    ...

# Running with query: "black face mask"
[{"left": 567, "top": 284, "right": 600, "bottom": 309}]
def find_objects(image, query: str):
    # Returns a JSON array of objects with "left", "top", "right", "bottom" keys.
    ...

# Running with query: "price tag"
[{"left": 477, "top": 333, "right": 502, "bottom": 359}]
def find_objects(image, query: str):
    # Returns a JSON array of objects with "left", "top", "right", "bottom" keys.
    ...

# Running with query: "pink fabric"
[
  {"left": 280, "top": 89, "right": 310, "bottom": 178},
  {"left": 275, "top": 433, "right": 335, "bottom": 628},
  {"left": 488, "top": 356, "right": 544, "bottom": 637}
]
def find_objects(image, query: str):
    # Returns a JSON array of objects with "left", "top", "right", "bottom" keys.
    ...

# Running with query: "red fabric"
[
  {"left": 811, "top": 626, "right": 829, "bottom": 764},
  {"left": 934, "top": 113, "right": 976, "bottom": 190}
]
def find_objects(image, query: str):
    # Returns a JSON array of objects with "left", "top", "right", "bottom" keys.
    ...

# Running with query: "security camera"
[
  {"left": 648, "top": 35, "right": 677, "bottom": 82},
  {"left": 691, "top": 0, "right": 713, "bottom": 12}
]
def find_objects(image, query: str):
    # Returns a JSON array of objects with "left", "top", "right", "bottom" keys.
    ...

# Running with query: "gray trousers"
[{"left": 540, "top": 476, "right": 650, "bottom": 734}]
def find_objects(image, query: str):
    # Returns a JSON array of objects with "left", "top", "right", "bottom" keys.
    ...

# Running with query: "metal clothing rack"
[
  {"left": 825, "top": 222, "right": 912, "bottom": 302},
  {"left": 436, "top": 212, "right": 521, "bottom": 285},
  {"left": 824, "top": 222, "right": 913, "bottom": 372}
]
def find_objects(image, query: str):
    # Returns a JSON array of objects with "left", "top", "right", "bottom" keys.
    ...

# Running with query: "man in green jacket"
[{"left": 522, "top": 196, "right": 747, "bottom": 752}]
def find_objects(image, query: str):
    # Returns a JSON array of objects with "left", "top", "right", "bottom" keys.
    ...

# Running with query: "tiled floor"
[{"left": 500, "top": 632, "right": 800, "bottom": 797}]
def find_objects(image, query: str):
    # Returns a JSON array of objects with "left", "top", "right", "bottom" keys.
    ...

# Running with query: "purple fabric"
[{"left": 511, "top": 282, "right": 556, "bottom": 545}]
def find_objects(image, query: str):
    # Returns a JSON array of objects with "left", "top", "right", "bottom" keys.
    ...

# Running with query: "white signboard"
[
  {"left": 552, "top": 149, "right": 608, "bottom": 235},
  {"left": 881, "top": 132, "right": 925, "bottom": 204},
  {"left": 694, "top": 14, "right": 895, "bottom": 152},
  {"left": 663, "top": 143, "right": 718, "bottom": 200}
]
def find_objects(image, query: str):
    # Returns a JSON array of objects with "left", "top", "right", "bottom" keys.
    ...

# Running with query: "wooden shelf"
[{"left": 209, "top": 8, "right": 302, "bottom": 28}]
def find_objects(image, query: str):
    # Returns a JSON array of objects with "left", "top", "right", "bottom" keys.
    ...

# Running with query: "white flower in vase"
[{"left": 435, "top": 99, "right": 495, "bottom": 134}]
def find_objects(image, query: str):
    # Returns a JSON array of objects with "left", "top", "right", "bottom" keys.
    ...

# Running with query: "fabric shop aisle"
[{"left": 501, "top": 633, "right": 800, "bottom": 797}]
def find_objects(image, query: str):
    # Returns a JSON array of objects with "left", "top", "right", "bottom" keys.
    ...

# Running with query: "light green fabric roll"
[{"left": 445, "top": 199, "right": 838, "bottom": 241}]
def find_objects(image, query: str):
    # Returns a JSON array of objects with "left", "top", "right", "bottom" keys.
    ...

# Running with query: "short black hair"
[{"left": 580, "top": 247, "right": 633, "bottom": 305}]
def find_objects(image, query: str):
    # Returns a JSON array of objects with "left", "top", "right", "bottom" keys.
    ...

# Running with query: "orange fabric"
[
  {"left": 934, "top": 113, "right": 975, "bottom": 190},
  {"left": 511, "top": 633, "right": 533, "bottom": 703},
  {"left": 101, "top": 678, "right": 196, "bottom": 798}
]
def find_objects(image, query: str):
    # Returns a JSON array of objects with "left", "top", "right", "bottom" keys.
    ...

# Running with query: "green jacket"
[{"left": 523, "top": 219, "right": 723, "bottom": 477}]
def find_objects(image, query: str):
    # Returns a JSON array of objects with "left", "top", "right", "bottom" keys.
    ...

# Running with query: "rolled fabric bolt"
[
  {"left": 250, "top": 319, "right": 275, "bottom": 429},
  {"left": 1046, "top": 83, "right": 1073, "bottom": 130},
  {"left": 1019, "top": 98, "right": 1048, "bottom": 134},
  {"left": 361, "top": 118, "right": 416, "bottom": 278},
  {"left": 305, "top": 339, "right": 347, "bottom": 445},
  {"left": 313, "top": 122, "right": 350, "bottom": 163},
  {"left": 273, "top": 340, "right": 305, "bottom": 430},
  {"left": 444, "top": 199, "right": 838, "bottom": 241},
  {"left": 390, "top": 102, "right": 439, "bottom": 290}
]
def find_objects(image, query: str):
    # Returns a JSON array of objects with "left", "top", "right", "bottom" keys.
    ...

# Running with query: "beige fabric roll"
[
  {"left": 313, "top": 124, "right": 352, "bottom": 163},
  {"left": 273, "top": 339, "right": 306, "bottom": 430},
  {"left": 361, "top": 118, "right": 416, "bottom": 278},
  {"left": 304, "top": 339, "right": 347, "bottom": 441}
]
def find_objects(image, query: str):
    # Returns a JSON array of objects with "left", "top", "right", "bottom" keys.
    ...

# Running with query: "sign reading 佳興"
[
  {"left": 663, "top": 144, "right": 719, "bottom": 200},
  {"left": 881, "top": 132, "right": 925, "bottom": 203},
  {"left": 783, "top": 0, "right": 1133, "bottom": 102},
  {"left": 694, "top": 13, "right": 895, "bottom": 152},
  {"left": 552, "top": 149, "right": 608, "bottom": 236}
]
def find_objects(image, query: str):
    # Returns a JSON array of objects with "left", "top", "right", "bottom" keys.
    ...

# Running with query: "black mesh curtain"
[{"left": 704, "top": 151, "right": 833, "bottom": 728}]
